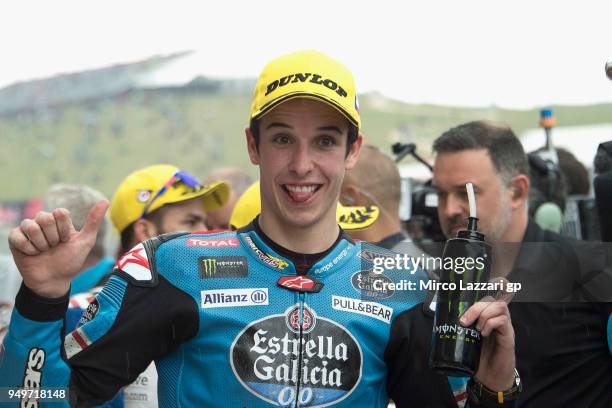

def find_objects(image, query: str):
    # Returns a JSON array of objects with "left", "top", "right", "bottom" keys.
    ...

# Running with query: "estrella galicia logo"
[
  {"left": 231, "top": 305, "right": 362, "bottom": 407},
  {"left": 199, "top": 256, "right": 248, "bottom": 278},
  {"left": 285, "top": 305, "right": 316, "bottom": 334},
  {"left": 351, "top": 271, "right": 394, "bottom": 299}
]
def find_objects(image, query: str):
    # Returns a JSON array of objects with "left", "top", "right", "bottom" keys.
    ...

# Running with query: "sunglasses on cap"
[{"left": 140, "top": 170, "right": 204, "bottom": 218}]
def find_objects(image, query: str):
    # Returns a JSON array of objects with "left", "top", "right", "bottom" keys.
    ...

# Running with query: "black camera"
[{"left": 392, "top": 142, "right": 445, "bottom": 243}]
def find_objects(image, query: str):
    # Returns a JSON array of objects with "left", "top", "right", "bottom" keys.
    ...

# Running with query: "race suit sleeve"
[{"left": 0, "top": 236, "right": 198, "bottom": 407}]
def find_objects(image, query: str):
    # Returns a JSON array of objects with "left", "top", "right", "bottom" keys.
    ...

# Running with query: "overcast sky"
[{"left": 1, "top": 0, "right": 610, "bottom": 108}]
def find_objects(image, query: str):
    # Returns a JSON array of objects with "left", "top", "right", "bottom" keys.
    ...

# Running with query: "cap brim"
[
  {"left": 199, "top": 181, "right": 230, "bottom": 211},
  {"left": 161, "top": 180, "right": 230, "bottom": 212},
  {"left": 336, "top": 204, "right": 379, "bottom": 230},
  {"left": 253, "top": 92, "right": 359, "bottom": 128}
]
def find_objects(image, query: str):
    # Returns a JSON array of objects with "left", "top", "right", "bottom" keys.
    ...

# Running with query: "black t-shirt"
[
  {"left": 387, "top": 220, "right": 612, "bottom": 407},
  {"left": 508, "top": 220, "right": 612, "bottom": 407}
]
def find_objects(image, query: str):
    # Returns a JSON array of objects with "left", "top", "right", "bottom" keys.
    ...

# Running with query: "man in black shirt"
[{"left": 431, "top": 120, "right": 612, "bottom": 406}]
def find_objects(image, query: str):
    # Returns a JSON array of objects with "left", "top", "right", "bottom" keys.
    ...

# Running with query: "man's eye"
[
  {"left": 184, "top": 219, "right": 199, "bottom": 227},
  {"left": 273, "top": 135, "right": 290, "bottom": 144},
  {"left": 318, "top": 136, "right": 336, "bottom": 147}
]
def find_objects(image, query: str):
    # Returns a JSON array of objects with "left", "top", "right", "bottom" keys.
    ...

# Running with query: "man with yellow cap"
[
  {"left": 3, "top": 51, "right": 518, "bottom": 407},
  {"left": 109, "top": 164, "right": 229, "bottom": 257},
  {"left": 63, "top": 164, "right": 228, "bottom": 407}
]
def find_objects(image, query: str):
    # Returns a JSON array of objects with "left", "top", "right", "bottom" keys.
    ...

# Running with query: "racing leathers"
[{"left": 1, "top": 223, "right": 497, "bottom": 407}]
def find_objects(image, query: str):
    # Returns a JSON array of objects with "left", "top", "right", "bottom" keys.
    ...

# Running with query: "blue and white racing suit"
[{"left": 1, "top": 225, "right": 486, "bottom": 407}]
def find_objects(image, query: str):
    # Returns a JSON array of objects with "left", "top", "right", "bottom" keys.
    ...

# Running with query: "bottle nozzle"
[
  {"left": 457, "top": 182, "right": 485, "bottom": 241},
  {"left": 467, "top": 216, "right": 478, "bottom": 231}
]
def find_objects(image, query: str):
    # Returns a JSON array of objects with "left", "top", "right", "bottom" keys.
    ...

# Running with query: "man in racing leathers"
[{"left": 1, "top": 50, "right": 518, "bottom": 407}]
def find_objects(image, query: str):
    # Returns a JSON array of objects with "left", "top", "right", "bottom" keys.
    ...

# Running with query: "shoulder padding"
[{"left": 114, "top": 232, "right": 190, "bottom": 287}]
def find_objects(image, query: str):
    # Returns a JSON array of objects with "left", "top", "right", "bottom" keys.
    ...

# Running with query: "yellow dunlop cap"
[
  {"left": 110, "top": 164, "right": 229, "bottom": 233},
  {"left": 250, "top": 50, "right": 360, "bottom": 128},
  {"left": 230, "top": 181, "right": 378, "bottom": 231}
]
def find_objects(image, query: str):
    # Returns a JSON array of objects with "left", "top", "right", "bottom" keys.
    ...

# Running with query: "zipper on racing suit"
[{"left": 295, "top": 291, "right": 306, "bottom": 407}]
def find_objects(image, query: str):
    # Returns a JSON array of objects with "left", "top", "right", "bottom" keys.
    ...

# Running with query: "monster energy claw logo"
[
  {"left": 198, "top": 256, "right": 248, "bottom": 278},
  {"left": 202, "top": 258, "right": 217, "bottom": 276}
]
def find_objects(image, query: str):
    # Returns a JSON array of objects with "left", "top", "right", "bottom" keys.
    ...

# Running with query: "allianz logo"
[{"left": 201, "top": 288, "right": 269, "bottom": 309}]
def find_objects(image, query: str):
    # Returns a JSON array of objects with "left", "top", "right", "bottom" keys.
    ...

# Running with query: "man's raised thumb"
[{"left": 80, "top": 200, "right": 110, "bottom": 239}]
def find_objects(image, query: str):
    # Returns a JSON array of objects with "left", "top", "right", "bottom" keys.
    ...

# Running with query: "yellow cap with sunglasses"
[
  {"left": 110, "top": 164, "right": 229, "bottom": 233},
  {"left": 230, "top": 181, "right": 379, "bottom": 231}
]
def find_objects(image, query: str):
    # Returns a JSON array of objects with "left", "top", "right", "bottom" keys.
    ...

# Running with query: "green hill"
[{"left": 1, "top": 87, "right": 611, "bottom": 201}]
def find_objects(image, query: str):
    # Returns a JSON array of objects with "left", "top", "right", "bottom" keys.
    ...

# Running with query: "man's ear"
[
  {"left": 509, "top": 174, "right": 530, "bottom": 209},
  {"left": 133, "top": 218, "right": 158, "bottom": 242},
  {"left": 245, "top": 127, "right": 260, "bottom": 165},
  {"left": 341, "top": 184, "right": 361, "bottom": 206},
  {"left": 345, "top": 132, "right": 364, "bottom": 170}
]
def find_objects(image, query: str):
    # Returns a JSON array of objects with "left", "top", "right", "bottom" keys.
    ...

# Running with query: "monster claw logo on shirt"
[
  {"left": 201, "top": 257, "right": 217, "bottom": 276},
  {"left": 231, "top": 305, "right": 362, "bottom": 407},
  {"left": 198, "top": 256, "right": 248, "bottom": 278}
]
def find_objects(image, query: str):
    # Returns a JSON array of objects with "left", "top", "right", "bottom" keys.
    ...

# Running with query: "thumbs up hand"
[{"left": 8, "top": 200, "right": 110, "bottom": 298}]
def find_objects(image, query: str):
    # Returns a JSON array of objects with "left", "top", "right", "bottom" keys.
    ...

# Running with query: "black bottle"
[{"left": 429, "top": 216, "right": 492, "bottom": 376}]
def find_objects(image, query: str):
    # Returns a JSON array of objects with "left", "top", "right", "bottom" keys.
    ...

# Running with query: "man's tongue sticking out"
[{"left": 285, "top": 184, "right": 318, "bottom": 203}]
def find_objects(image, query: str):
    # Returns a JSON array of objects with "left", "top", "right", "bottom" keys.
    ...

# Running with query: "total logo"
[
  {"left": 231, "top": 305, "right": 362, "bottom": 407},
  {"left": 187, "top": 237, "right": 239, "bottom": 247}
]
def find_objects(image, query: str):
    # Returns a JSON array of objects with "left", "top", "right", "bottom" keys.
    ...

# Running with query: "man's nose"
[
  {"left": 288, "top": 145, "right": 314, "bottom": 176},
  {"left": 442, "top": 193, "right": 467, "bottom": 219}
]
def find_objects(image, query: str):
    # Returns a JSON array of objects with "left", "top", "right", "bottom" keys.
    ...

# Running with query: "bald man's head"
[
  {"left": 342, "top": 145, "right": 401, "bottom": 212},
  {"left": 205, "top": 167, "right": 253, "bottom": 197}
]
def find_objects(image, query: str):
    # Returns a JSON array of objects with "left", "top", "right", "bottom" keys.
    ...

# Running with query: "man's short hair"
[
  {"left": 594, "top": 141, "right": 612, "bottom": 175},
  {"left": 44, "top": 183, "right": 108, "bottom": 258},
  {"left": 432, "top": 121, "right": 529, "bottom": 184},
  {"left": 556, "top": 148, "right": 589, "bottom": 195},
  {"left": 119, "top": 207, "right": 166, "bottom": 256}
]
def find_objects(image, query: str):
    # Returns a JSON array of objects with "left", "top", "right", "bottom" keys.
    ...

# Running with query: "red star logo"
[{"left": 117, "top": 245, "right": 149, "bottom": 270}]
